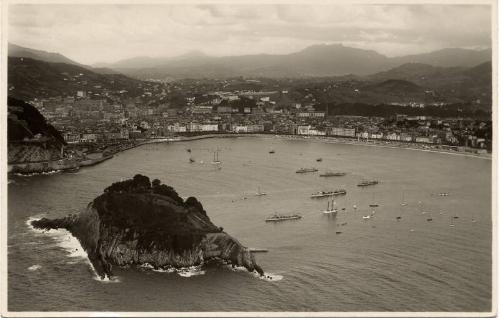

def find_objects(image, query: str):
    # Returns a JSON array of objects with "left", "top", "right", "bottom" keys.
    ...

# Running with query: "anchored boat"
[
  {"left": 296, "top": 167, "right": 318, "bottom": 173},
  {"left": 320, "top": 172, "right": 346, "bottom": 177},
  {"left": 265, "top": 213, "right": 302, "bottom": 222},
  {"left": 322, "top": 199, "right": 338, "bottom": 215},
  {"left": 311, "top": 189, "right": 346, "bottom": 198},
  {"left": 357, "top": 180, "right": 379, "bottom": 187}
]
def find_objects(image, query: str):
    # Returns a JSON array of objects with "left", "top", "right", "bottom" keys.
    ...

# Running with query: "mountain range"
[
  {"left": 8, "top": 56, "right": 143, "bottom": 100},
  {"left": 90, "top": 44, "right": 491, "bottom": 80},
  {"left": 10, "top": 43, "right": 490, "bottom": 80},
  {"left": 7, "top": 43, "right": 492, "bottom": 109}
]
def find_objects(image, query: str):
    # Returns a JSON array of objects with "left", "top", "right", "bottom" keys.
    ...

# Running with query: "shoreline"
[
  {"left": 132, "top": 133, "right": 492, "bottom": 161},
  {"left": 9, "top": 133, "right": 491, "bottom": 176}
]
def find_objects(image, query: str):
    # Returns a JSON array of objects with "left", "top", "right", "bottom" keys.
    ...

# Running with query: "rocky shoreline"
[{"left": 31, "top": 175, "right": 264, "bottom": 279}]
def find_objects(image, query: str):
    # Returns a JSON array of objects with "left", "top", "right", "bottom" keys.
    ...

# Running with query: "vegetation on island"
[{"left": 96, "top": 174, "right": 217, "bottom": 251}]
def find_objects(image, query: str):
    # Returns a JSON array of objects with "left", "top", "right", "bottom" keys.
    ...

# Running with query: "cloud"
[{"left": 8, "top": 4, "right": 492, "bottom": 64}]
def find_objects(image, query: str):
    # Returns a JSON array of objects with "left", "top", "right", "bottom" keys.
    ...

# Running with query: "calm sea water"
[{"left": 8, "top": 136, "right": 492, "bottom": 312}]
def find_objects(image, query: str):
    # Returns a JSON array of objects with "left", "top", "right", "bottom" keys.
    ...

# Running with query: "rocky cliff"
[
  {"left": 31, "top": 175, "right": 263, "bottom": 279},
  {"left": 8, "top": 97, "right": 66, "bottom": 167}
]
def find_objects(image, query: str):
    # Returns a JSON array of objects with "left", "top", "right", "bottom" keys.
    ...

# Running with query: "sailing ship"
[
  {"left": 265, "top": 213, "right": 302, "bottom": 222},
  {"left": 255, "top": 187, "right": 267, "bottom": 196},
  {"left": 400, "top": 192, "right": 407, "bottom": 206},
  {"left": 211, "top": 149, "right": 221, "bottom": 164},
  {"left": 368, "top": 192, "right": 379, "bottom": 207},
  {"left": 296, "top": 168, "right": 318, "bottom": 173},
  {"left": 322, "top": 199, "right": 338, "bottom": 214}
]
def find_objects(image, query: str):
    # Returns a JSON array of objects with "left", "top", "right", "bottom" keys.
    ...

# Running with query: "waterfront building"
[{"left": 328, "top": 127, "right": 356, "bottom": 137}]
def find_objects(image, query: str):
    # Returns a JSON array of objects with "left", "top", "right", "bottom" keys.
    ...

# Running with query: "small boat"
[
  {"left": 357, "top": 180, "right": 379, "bottom": 187},
  {"left": 265, "top": 213, "right": 302, "bottom": 222},
  {"left": 64, "top": 166, "right": 80, "bottom": 173},
  {"left": 396, "top": 216, "right": 402, "bottom": 220},
  {"left": 296, "top": 168, "right": 318, "bottom": 173},
  {"left": 426, "top": 218, "right": 433, "bottom": 222},
  {"left": 319, "top": 172, "right": 346, "bottom": 177},
  {"left": 362, "top": 215, "right": 371, "bottom": 220},
  {"left": 186, "top": 148, "right": 191, "bottom": 153},
  {"left": 189, "top": 157, "right": 195, "bottom": 163},
  {"left": 439, "top": 192, "right": 449, "bottom": 196},
  {"left": 401, "top": 192, "right": 407, "bottom": 206},
  {"left": 269, "top": 150, "right": 275, "bottom": 154},
  {"left": 316, "top": 158, "right": 323, "bottom": 162},
  {"left": 335, "top": 231, "right": 342, "bottom": 234},
  {"left": 211, "top": 149, "right": 221, "bottom": 164},
  {"left": 369, "top": 192, "right": 379, "bottom": 208},
  {"left": 256, "top": 187, "right": 267, "bottom": 196}
]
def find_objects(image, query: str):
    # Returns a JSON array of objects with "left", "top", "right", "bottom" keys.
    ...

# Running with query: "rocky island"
[{"left": 31, "top": 175, "right": 264, "bottom": 279}]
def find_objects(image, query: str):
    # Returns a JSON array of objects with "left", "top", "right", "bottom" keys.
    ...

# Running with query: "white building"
[
  {"left": 328, "top": 127, "right": 356, "bottom": 137},
  {"left": 297, "top": 112, "right": 325, "bottom": 118},
  {"left": 297, "top": 125, "right": 326, "bottom": 136}
]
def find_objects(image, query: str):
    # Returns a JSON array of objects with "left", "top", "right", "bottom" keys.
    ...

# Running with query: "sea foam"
[
  {"left": 139, "top": 263, "right": 204, "bottom": 277},
  {"left": 26, "top": 216, "right": 105, "bottom": 282},
  {"left": 27, "top": 264, "right": 41, "bottom": 271}
]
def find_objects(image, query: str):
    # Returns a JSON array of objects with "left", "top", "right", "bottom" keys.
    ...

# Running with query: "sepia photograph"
[{"left": 1, "top": 0, "right": 496, "bottom": 316}]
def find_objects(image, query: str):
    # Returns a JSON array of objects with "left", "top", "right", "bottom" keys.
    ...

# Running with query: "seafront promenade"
[
  {"left": 133, "top": 133, "right": 493, "bottom": 160},
  {"left": 9, "top": 132, "right": 491, "bottom": 175}
]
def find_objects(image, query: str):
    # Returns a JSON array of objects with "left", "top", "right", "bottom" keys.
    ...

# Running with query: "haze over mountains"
[
  {"left": 91, "top": 44, "right": 491, "bottom": 80},
  {"left": 10, "top": 43, "right": 490, "bottom": 80},
  {"left": 7, "top": 43, "right": 492, "bottom": 109}
]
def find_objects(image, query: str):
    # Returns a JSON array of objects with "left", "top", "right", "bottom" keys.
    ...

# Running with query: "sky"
[{"left": 8, "top": 3, "right": 492, "bottom": 65}]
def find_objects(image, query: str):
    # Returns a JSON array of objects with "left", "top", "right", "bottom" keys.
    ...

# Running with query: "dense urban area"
[{"left": 25, "top": 76, "right": 492, "bottom": 157}]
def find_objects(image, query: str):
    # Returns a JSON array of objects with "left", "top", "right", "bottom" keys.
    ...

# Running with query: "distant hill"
[
  {"left": 94, "top": 50, "right": 210, "bottom": 69},
  {"left": 391, "top": 48, "right": 491, "bottom": 68},
  {"left": 362, "top": 79, "right": 423, "bottom": 94},
  {"left": 8, "top": 57, "right": 144, "bottom": 100},
  {"left": 367, "top": 62, "right": 492, "bottom": 109},
  {"left": 9, "top": 43, "right": 82, "bottom": 66},
  {"left": 99, "top": 44, "right": 491, "bottom": 80},
  {"left": 9, "top": 43, "right": 122, "bottom": 75}
]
